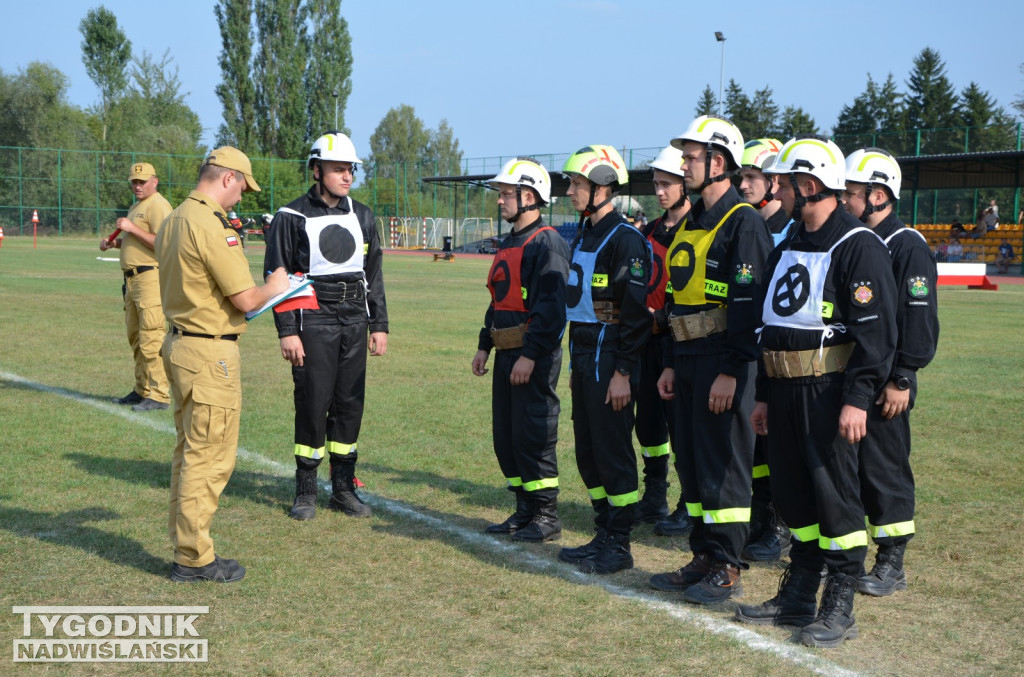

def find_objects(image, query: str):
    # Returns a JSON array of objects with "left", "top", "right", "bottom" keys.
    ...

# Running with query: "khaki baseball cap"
[
  {"left": 203, "top": 146, "right": 262, "bottom": 192},
  {"left": 128, "top": 162, "right": 156, "bottom": 181}
]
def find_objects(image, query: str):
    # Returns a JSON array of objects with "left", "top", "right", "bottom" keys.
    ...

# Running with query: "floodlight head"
[{"left": 715, "top": 31, "right": 725, "bottom": 41}]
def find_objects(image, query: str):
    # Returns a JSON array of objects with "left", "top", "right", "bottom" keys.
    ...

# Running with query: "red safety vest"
[
  {"left": 487, "top": 226, "right": 553, "bottom": 312},
  {"left": 646, "top": 233, "right": 671, "bottom": 310}
]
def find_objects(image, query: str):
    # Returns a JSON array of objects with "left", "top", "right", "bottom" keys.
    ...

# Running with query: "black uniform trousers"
[
  {"left": 672, "top": 351, "right": 754, "bottom": 566},
  {"left": 636, "top": 335, "right": 674, "bottom": 452},
  {"left": 859, "top": 388, "right": 916, "bottom": 547},
  {"left": 571, "top": 348, "right": 638, "bottom": 536},
  {"left": 764, "top": 374, "right": 868, "bottom": 577},
  {"left": 292, "top": 320, "right": 368, "bottom": 463},
  {"left": 491, "top": 347, "right": 561, "bottom": 490}
]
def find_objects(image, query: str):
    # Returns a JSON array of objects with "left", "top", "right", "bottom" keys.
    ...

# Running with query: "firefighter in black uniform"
[
  {"left": 734, "top": 136, "right": 898, "bottom": 648},
  {"left": 555, "top": 145, "right": 652, "bottom": 575},
  {"left": 472, "top": 157, "right": 570, "bottom": 543},
  {"left": 844, "top": 147, "right": 939, "bottom": 596},
  {"left": 634, "top": 145, "right": 689, "bottom": 530},
  {"left": 736, "top": 137, "right": 792, "bottom": 561},
  {"left": 263, "top": 131, "right": 389, "bottom": 521},
  {"left": 647, "top": 117, "right": 772, "bottom": 605}
]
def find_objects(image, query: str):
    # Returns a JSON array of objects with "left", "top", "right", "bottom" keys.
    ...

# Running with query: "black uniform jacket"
[
  {"left": 477, "top": 219, "right": 571, "bottom": 360},
  {"left": 755, "top": 206, "right": 898, "bottom": 412},
  {"left": 263, "top": 186, "right": 388, "bottom": 337},
  {"left": 664, "top": 186, "right": 773, "bottom": 379},
  {"left": 568, "top": 209, "right": 652, "bottom": 375},
  {"left": 873, "top": 213, "right": 940, "bottom": 390}
]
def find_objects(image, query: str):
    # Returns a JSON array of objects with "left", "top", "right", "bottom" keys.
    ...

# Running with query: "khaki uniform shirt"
[
  {"left": 155, "top": 190, "right": 255, "bottom": 336},
  {"left": 120, "top": 192, "right": 172, "bottom": 270}
]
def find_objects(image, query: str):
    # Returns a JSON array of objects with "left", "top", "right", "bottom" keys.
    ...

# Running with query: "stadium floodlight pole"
[
  {"left": 715, "top": 32, "right": 726, "bottom": 116},
  {"left": 332, "top": 90, "right": 339, "bottom": 130}
]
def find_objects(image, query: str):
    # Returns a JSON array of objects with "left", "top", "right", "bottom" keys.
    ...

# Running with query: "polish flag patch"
[{"left": 226, "top": 235, "right": 239, "bottom": 247}]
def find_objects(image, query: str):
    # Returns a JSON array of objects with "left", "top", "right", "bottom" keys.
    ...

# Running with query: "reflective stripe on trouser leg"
[
  {"left": 164, "top": 333, "right": 241, "bottom": 568},
  {"left": 571, "top": 350, "right": 638, "bottom": 536},
  {"left": 293, "top": 321, "right": 367, "bottom": 456},
  {"left": 492, "top": 348, "right": 562, "bottom": 496},
  {"left": 671, "top": 352, "right": 754, "bottom": 565},
  {"left": 765, "top": 374, "right": 868, "bottom": 576},
  {"left": 859, "top": 404, "right": 916, "bottom": 546}
]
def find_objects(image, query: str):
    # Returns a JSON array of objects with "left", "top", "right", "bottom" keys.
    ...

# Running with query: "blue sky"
[{"left": 3, "top": 0, "right": 1022, "bottom": 167}]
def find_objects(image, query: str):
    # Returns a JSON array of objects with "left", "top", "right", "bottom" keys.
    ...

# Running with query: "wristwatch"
[
  {"left": 616, "top": 366, "right": 631, "bottom": 378},
  {"left": 894, "top": 376, "right": 911, "bottom": 391}
]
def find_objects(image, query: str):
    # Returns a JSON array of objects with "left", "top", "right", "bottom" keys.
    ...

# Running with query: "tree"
[
  {"left": 105, "top": 50, "right": 203, "bottom": 155},
  {"left": 694, "top": 85, "right": 716, "bottom": 117},
  {"left": 304, "top": 0, "right": 353, "bottom": 138},
  {"left": 959, "top": 82, "right": 1015, "bottom": 152},
  {"left": 425, "top": 119, "right": 463, "bottom": 176},
  {"left": 79, "top": 6, "right": 131, "bottom": 147},
  {"left": 750, "top": 86, "right": 779, "bottom": 140},
  {"left": 0, "top": 62, "right": 91, "bottom": 150},
  {"left": 253, "top": 0, "right": 309, "bottom": 159},
  {"left": 724, "top": 79, "right": 753, "bottom": 133},
  {"left": 215, "top": 0, "right": 258, "bottom": 150},
  {"left": 778, "top": 106, "right": 818, "bottom": 138},
  {"left": 367, "top": 104, "right": 430, "bottom": 179},
  {"left": 904, "top": 47, "right": 960, "bottom": 153}
]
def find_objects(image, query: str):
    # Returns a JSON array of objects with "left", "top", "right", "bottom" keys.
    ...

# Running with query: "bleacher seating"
[{"left": 913, "top": 223, "right": 1022, "bottom": 263}]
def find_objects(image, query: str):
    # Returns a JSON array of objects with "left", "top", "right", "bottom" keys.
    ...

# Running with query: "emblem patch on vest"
[
  {"left": 907, "top": 276, "right": 929, "bottom": 298},
  {"left": 851, "top": 280, "right": 875, "bottom": 306}
]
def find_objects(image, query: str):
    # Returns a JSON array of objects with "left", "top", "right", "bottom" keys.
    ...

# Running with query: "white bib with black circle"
[{"left": 279, "top": 198, "right": 364, "bottom": 276}]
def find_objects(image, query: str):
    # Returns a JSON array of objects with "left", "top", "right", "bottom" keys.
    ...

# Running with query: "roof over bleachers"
[{"left": 896, "top": 150, "right": 1024, "bottom": 190}]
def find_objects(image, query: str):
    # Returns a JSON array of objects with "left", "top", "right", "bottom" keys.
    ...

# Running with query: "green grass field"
[{"left": 1, "top": 237, "right": 1022, "bottom": 676}]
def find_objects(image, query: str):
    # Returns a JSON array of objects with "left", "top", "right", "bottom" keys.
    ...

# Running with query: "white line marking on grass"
[{"left": 2, "top": 369, "right": 858, "bottom": 677}]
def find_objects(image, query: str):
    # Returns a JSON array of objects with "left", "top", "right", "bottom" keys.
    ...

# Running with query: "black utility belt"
[
  {"left": 311, "top": 279, "right": 365, "bottom": 302},
  {"left": 123, "top": 265, "right": 156, "bottom": 279},
  {"left": 172, "top": 327, "right": 238, "bottom": 341}
]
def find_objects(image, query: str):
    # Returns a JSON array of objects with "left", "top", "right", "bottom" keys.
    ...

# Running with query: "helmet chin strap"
[
  {"left": 506, "top": 185, "right": 541, "bottom": 224},
  {"left": 315, "top": 161, "right": 349, "bottom": 203},
  {"left": 698, "top": 143, "right": 733, "bottom": 192},
  {"left": 856, "top": 183, "right": 893, "bottom": 223},
  {"left": 577, "top": 182, "right": 614, "bottom": 231},
  {"left": 789, "top": 173, "right": 833, "bottom": 221},
  {"left": 670, "top": 193, "right": 689, "bottom": 211}
]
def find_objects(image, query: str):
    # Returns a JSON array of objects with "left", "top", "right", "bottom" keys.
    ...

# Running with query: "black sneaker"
[
  {"left": 171, "top": 555, "right": 246, "bottom": 583},
  {"left": 132, "top": 398, "right": 169, "bottom": 412},
  {"left": 113, "top": 390, "right": 143, "bottom": 406}
]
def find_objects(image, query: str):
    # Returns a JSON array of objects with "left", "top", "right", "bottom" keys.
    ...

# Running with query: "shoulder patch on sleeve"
[
  {"left": 225, "top": 234, "right": 240, "bottom": 247},
  {"left": 907, "top": 275, "right": 929, "bottom": 298},
  {"left": 851, "top": 280, "right": 876, "bottom": 306},
  {"left": 734, "top": 262, "right": 754, "bottom": 286}
]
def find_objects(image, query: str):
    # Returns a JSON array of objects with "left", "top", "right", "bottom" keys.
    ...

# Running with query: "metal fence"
[{"left": 2, "top": 122, "right": 1023, "bottom": 240}]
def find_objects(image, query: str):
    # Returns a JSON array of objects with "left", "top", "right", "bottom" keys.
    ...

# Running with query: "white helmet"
[
  {"left": 844, "top": 147, "right": 901, "bottom": 198},
  {"left": 765, "top": 135, "right": 846, "bottom": 191},
  {"left": 671, "top": 116, "right": 744, "bottom": 170},
  {"left": 489, "top": 157, "right": 552, "bottom": 205},
  {"left": 228, "top": 211, "right": 238, "bottom": 219},
  {"left": 308, "top": 131, "right": 361, "bottom": 168},
  {"left": 648, "top": 145, "right": 685, "bottom": 178}
]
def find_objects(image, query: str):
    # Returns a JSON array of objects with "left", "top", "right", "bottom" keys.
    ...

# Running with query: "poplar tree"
[
  {"left": 214, "top": 0, "right": 258, "bottom": 150},
  {"left": 305, "top": 0, "right": 353, "bottom": 138},
  {"left": 79, "top": 6, "right": 131, "bottom": 147}
]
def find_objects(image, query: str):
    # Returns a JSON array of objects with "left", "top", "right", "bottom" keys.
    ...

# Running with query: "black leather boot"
[
  {"left": 512, "top": 489, "right": 561, "bottom": 542},
  {"left": 735, "top": 564, "right": 820, "bottom": 626},
  {"left": 289, "top": 468, "right": 319, "bottom": 521},
  {"left": 557, "top": 528, "right": 608, "bottom": 564},
  {"left": 800, "top": 573, "right": 859, "bottom": 648},
  {"left": 485, "top": 488, "right": 533, "bottom": 535},
  {"left": 578, "top": 531, "right": 633, "bottom": 574},
  {"left": 634, "top": 455, "right": 670, "bottom": 524},
  {"left": 857, "top": 542, "right": 908, "bottom": 596},
  {"left": 327, "top": 455, "right": 371, "bottom": 517}
]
